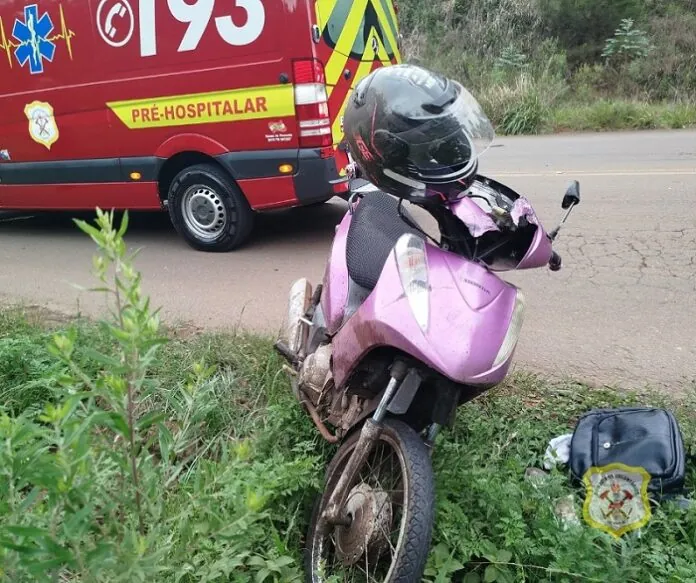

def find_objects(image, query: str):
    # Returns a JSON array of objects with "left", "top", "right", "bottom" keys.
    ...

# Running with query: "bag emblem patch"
[{"left": 582, "top": 463, "right": 652, "bottom": 538}]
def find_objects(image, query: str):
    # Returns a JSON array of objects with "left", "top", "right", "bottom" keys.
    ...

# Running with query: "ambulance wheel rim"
[{"left": 181, "top": 185, "right": 228, "bottom": 241}]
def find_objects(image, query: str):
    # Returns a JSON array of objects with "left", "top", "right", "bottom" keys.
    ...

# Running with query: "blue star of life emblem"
[{"left": 12, "top": 4, "right": 56, "bottom": 75}]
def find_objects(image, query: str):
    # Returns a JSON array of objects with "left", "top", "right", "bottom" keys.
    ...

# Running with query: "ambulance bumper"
[
  {"left": 215, "top": 147, "right": 347, "bottom": 206},
  {"left": 293, "top": 148, "right": 349, "bottom": 204}
]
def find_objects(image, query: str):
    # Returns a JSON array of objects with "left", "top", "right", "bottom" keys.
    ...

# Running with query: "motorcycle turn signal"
[{"left": 549, "top": 251, "right": 563, "bottom": 272}]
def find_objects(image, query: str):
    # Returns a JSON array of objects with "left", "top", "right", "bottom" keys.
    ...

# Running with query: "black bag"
[{"left": 569, "top": 407, "right": 687, "bottom": 497}]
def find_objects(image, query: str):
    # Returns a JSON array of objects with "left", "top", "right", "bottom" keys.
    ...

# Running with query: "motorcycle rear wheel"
[{"left": 305, "top": 419, "right": 434, "bottom": 583}]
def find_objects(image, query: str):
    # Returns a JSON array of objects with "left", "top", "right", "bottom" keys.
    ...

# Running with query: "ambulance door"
[{"left": 313, "top": 0, "right": 402, "bottom": 152}]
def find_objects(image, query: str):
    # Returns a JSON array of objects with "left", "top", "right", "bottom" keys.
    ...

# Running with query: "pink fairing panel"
[
  {"left": 331, "top": 242, "right": 521, "bottom": 389},
  {"left": 321, "top": 210, "right": 352, "bottom": 334},
  {"left": 510, "top": 197, "right": 554, "bottom": 269},
  {"left": 516, "top": 224, "right": 554, "bottom": 270}
]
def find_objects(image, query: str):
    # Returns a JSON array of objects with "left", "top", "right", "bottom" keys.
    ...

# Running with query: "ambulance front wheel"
[{"left": 167, "top": 163, "right": 254, "bottom": 252}]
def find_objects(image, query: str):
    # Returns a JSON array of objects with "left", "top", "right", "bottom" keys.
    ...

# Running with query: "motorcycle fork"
[{"left": 322, "top": 360, "right": 409, "bottom": 526}]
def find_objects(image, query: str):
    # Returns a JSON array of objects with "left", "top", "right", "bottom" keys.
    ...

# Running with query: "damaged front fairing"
[
  {"left": 447, "top": 177, "right": 552, "bottom": 271},
  {"left": 451, "top": 195, "right": 541, "bottom": 238}
]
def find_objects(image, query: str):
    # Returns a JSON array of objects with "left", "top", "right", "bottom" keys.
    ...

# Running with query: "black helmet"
[{"left": 343, "top": 64, "right": 495, "bottom": 202}]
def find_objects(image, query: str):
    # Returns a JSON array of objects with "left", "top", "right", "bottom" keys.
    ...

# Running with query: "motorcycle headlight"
[
  {"left": 493, "top": 289, "right": 526, "bottom": 367},
  {"left": 394, "top": 234, "right": 430, "bottom": 332}
]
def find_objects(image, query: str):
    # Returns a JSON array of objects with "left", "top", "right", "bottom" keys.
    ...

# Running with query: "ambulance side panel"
[
  {"left": 0, "top": 0, "right": 322, "bottom": 210},
  {"left": 0, "top": 0, "right": 119, "bottom": 207}
]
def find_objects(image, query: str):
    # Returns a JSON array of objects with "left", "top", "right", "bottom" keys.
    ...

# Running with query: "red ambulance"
[{"left": 0, "top": 0, "right": 401, "bottom": 251}]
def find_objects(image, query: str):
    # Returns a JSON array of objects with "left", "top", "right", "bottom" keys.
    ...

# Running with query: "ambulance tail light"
[{"left": 293, "top": 59, "right": 332, "bottom": 149}]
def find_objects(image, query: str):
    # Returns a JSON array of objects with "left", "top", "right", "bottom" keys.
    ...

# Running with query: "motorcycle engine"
[{"left": 298, "top": 344, "right": 333, "bottom": 402}]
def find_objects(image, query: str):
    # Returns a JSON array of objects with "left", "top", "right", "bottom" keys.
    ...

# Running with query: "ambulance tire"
[{"left": 167, "top": 163, "right": 254, "bottom": 252}]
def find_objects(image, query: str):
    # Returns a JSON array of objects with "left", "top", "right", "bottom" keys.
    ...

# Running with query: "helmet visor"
[{"left": 399, "top": 83, "right": 495, "bottom": 182}]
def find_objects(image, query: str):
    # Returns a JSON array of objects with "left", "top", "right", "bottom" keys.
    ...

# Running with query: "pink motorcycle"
[{"left": 276, "top": 173, "right": 580, "bottom": 582}]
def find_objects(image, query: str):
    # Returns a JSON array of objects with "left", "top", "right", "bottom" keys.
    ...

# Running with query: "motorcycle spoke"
[
  {"left": 309, "top": 419, "right": 434, "bottom": 583},
  {"left": 317, "top": 441, "right": 406, "bottom": 581}
]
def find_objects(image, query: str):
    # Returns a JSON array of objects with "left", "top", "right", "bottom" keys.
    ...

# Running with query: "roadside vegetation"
[
  {"left": 399, "top": 0, "right": 696, "bottom": 134},
  {"left": 1, "top": 211, "right": 695, "bottom": 581}
]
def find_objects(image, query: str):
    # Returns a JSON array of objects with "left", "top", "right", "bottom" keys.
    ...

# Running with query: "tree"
[{"left": 537, "top": 0, "right": 645, "bottom": 66}]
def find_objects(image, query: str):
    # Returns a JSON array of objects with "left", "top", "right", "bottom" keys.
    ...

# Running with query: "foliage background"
[{"left": 396, "top": 0, "right": 696, "bottom": 133}]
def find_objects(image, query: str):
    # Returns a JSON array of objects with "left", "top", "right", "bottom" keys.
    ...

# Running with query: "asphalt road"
[{"left": 1, "top": 130, "right": 695, "bottom": 392}]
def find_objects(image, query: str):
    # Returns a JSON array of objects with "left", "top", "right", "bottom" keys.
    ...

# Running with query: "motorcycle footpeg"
[{"left": 274, "top": 340, "right": 299, "bottom": 365}]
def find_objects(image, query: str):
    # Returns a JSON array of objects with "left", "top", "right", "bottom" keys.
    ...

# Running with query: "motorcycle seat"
[{"left": 346, "top": 190, "right": 425, "bottom": 291}]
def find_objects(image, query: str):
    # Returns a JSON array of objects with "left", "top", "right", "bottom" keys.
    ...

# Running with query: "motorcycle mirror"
[
  {"left": 562, "top": 180, "right": 581, "bottom": 209},
  {"left": 550, "top": 180, "right": 580, "bottom": 241}
]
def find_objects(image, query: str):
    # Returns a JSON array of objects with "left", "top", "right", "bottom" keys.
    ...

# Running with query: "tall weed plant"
[{"left": 0, "top": 209, "right": 322, "bottom": 582}]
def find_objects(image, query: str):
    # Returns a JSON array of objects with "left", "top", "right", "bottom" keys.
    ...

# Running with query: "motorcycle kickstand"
[{"left": 321, "top": 361, "right": 409, "bottom": 527}]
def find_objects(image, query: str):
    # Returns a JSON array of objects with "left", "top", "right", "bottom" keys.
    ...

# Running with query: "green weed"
[
  {"left": 552, "top": 101, "right": 696, "bottom": 132},
  {"left": 3, "top": 304, "right": 695, "bottom": 582},
  {"left": 425, "top": 374, "right": 696, "bottom": 581},
  {"left": 0, "top": 211, "right": 324, "bottom": 582}
]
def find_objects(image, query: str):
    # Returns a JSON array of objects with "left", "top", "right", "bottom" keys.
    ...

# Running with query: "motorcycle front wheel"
[{"left": 305, "top": 419, "right": 435, "bottom": 583}]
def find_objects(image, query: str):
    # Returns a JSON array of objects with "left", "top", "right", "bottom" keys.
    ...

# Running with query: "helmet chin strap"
[
  {"left": 383, "top": 167, "right": 478, "bottom": 202},
  {"left": 383, "top": 168, "right": 427, "bottom": 193}
]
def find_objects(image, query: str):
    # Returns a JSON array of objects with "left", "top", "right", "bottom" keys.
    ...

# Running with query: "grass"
[
  {"left": 551, "top": 101, "right": 696, "bottom": 133},
  {"left": 1, "top": 305, "right": 695, "bottom": 582},
  {"left": 0, "top": 305, "right": 325, "bottom": 583}
]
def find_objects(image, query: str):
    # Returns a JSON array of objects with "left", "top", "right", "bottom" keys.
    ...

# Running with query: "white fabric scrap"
[{"left": 544, "top": 433, "right": 573, "bottom": 470}]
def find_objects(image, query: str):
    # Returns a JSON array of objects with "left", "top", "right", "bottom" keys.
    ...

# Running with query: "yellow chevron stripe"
[
  {"left": 314, "top": 0, "right": 339, "bottom": 24},
  {"left": 383, "top": 0, "right": 399, "bottom": 28},
  {"left": 331, "top": 67, "right": 371, "bottom": 141},
  {"left": 322, "top": 0, "right": 401, "bottom": 144},
  {"left": 329, "top": 28, "right": 394, "bottom": 144},
  {"left": 371, "top": 25, "right": 394, "bottom": 66},
  {"left": 330, "top": 92, "right": 351, "bottom": 145},
  {"left": 330, "top": 45, "right": 375, "bottom": 143},
  {"left": 324, "top": 0, "right": 370, "bottom": 86},
  {"left": 327, "top": 53, "right": 349, "bottom": 98},
  {"left": 369, "top": 0, "right": 401, "bottom": 62}
]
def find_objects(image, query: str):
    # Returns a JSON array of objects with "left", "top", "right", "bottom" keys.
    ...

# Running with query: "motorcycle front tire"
[{"left": 305, "top": 418, "right": 435, "bottom": 583}]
